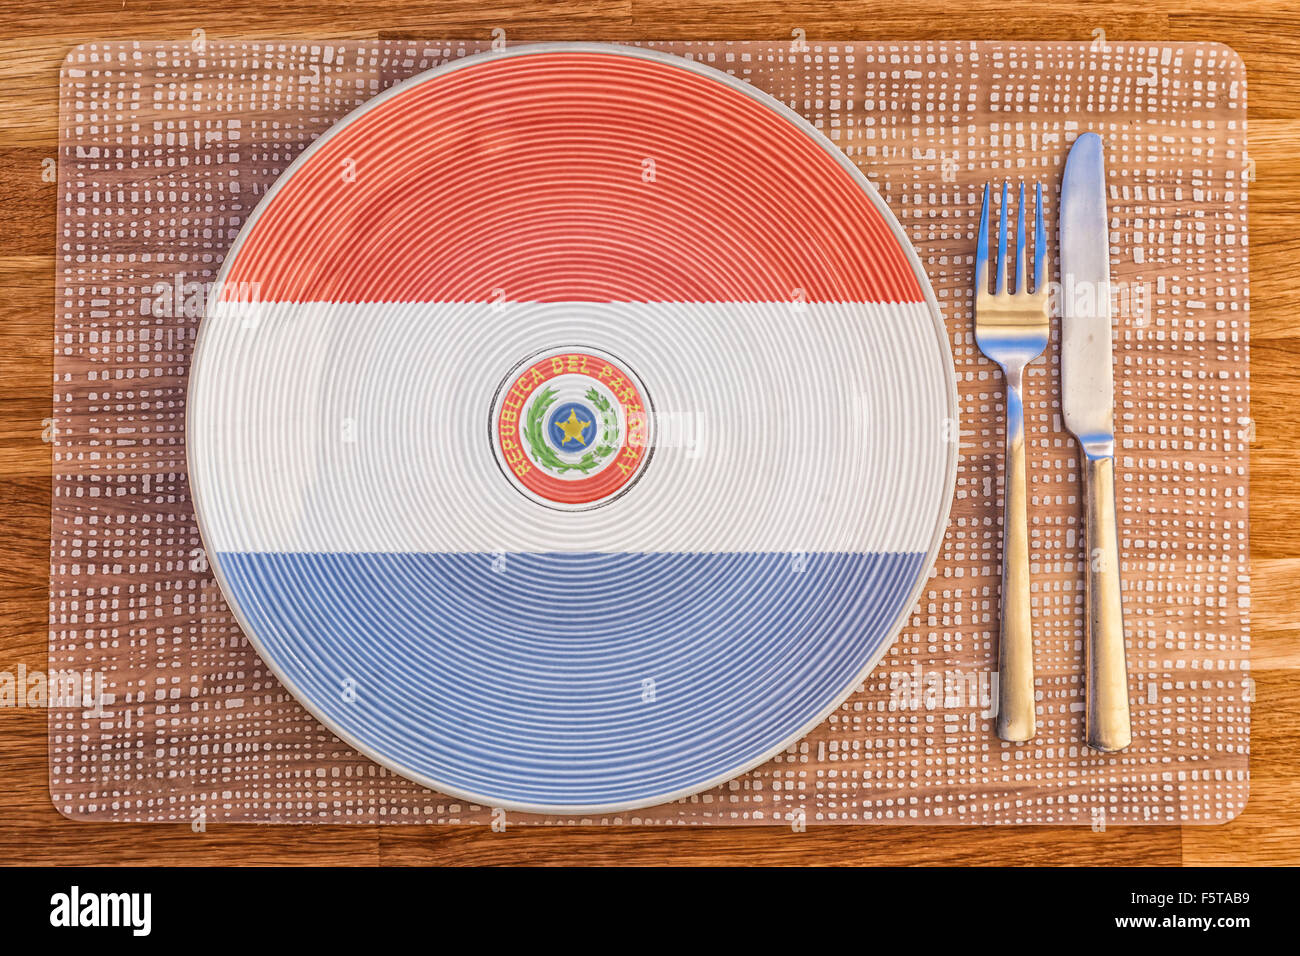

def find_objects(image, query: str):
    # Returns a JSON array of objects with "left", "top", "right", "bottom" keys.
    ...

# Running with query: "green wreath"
[{"left": 523, "top": 386, "right": 619, "bottom": 475}]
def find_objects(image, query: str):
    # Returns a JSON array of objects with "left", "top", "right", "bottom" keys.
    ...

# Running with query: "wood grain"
[{"left": 2, "top": 0, "right": 1298, "bottom": 866}]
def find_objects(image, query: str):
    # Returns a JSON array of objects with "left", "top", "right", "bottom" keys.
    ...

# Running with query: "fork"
[{"left": 974, "top": 181, "right": 1049, "bottom": 743}]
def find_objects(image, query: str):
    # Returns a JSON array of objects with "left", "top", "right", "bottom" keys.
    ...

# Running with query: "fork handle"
[
  {"left": 1081, "top": 453, "right": 1132, "bottom": 752},
  {"left": 996, "top": 375, "right": 1035, "bottom": 742}
]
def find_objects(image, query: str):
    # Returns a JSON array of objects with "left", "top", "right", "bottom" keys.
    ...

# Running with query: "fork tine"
[
  {"left": 1015, "top": 182, "right": 1027, "bottom": 293},
  {"left": 1033, "top": 182, "right": 1047, "bottom": 294},
  {"left": 995, "top": 181, "right": 1009, "bottom": 295},
  {"left": 976, "top": 182, "right": 990, "bottom": 294}
]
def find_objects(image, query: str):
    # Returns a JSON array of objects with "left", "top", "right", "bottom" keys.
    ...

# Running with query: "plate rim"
[{"left": 187, "top": 40, "right": 960, "bottom": 815}]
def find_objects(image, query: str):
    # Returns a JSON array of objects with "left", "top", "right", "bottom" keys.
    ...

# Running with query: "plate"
[{"left": 188, "top": 42, "right": 957, "bottom": 813}]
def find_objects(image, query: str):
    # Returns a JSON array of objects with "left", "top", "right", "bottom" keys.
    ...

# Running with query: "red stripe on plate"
[{"left": 222, "top": 50, "right": 924, "bottom": 305}]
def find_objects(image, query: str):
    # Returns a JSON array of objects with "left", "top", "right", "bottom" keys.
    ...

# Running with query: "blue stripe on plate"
[{"left": 217, "top": 551, "right": 925, "bottom": 808}]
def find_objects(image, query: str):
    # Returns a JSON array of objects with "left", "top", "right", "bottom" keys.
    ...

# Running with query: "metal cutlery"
[
  {"left": 1060, "top": 132, "right": 1132, "bottom": 752},
  {"left": 974, "top": 181, "right": 1049, "bottom": 743}
]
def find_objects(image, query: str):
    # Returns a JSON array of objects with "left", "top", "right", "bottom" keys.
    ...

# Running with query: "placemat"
[{"left": 49, "top": 38, "right": 1250, "bottom": 825}]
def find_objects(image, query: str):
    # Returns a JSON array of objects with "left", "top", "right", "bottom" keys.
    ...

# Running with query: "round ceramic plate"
[{"left": 188, "top": 42, "right": 957, "bottom": 813}]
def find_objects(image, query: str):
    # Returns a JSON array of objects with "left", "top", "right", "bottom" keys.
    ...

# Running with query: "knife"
[{"left": 1059, "top": 132, "right": 1132, "bottom": 752}]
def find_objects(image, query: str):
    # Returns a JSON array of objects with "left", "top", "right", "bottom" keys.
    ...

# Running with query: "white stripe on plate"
[{"left": 189, "top": 300, "right": 950, "bottom": 554}]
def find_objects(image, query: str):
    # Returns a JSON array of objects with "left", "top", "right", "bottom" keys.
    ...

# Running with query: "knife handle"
[
  {"left": 996, "top": 376, "right": 1035, "bottom": 742},
  {"left": 1081, "top": 453, "right": 1132, "bottom": 752}
]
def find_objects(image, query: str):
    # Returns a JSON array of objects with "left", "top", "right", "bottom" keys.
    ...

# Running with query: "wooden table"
[{"left": 2, "top": 0, "right": 1297, "bottom": 866}]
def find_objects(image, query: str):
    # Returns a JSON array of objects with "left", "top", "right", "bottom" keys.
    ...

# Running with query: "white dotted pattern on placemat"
[{"left": 50, "top": 39, "right": 1249, "bottom": 825}]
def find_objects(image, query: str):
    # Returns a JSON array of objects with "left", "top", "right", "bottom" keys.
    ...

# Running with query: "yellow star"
[{"left": 554, "top": 408, "right": 591, "bottom": 445}]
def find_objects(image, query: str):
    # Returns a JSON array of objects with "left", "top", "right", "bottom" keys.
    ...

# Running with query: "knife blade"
[
  {"left": 1059, "top": 132, "right": 1132, "bottom": 752},
  {"left": 1060, "top": 132, "right": 1113, "bottom": 452}
]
